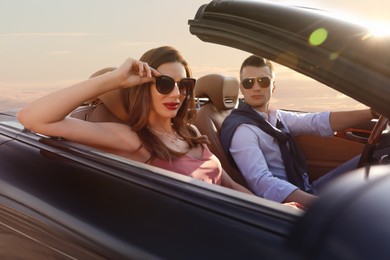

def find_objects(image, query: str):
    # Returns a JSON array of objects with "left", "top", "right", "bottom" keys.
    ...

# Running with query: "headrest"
[
  {"left": 89, "top": 67, "right": 129, "bottom": 122},
  {"left": 195, "top": 74, "right": 239, "bottom": 110}
]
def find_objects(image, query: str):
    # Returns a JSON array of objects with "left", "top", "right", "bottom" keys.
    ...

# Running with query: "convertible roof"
[{"left": 189, "top": 0, "right": 390, "bottom": 117}]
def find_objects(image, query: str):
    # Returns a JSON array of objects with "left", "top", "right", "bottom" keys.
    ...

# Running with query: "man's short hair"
[{"left": 240, "top": 55, "right": 274, "bottom": 79}]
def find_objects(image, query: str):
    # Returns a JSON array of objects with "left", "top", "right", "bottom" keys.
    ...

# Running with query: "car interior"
[
  {"left": 69, "top": 72, "right": 249, "bottom": 185},
  {"left": 69, "top": 69, "right": 371, "bottom": 188},
  {"left": 193, "top": 74, "right": 249, "bottom": 187},
  {"left": 193, "top": 74, "right": 366, "bottom": 183}
]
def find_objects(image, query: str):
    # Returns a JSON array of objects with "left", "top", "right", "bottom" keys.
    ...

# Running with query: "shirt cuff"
[{"left": 263, "top": 183, "right": 299, "bottom": 203}]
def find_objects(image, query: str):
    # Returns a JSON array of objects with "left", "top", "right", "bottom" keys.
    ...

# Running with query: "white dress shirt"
[{"left": 229, "top": 107, "right": 333, "bottom": 202}]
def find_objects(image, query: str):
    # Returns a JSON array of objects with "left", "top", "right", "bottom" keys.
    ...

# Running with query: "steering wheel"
[{"left": 358, "top": 115, "right": 389, "bottom": 167}]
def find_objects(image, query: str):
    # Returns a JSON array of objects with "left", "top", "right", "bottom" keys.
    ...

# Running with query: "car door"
[{"left": 0, "top": 203, "right": 104, "bottom": 259}]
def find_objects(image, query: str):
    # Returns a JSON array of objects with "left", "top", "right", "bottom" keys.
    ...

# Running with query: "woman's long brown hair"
[{"left": 126, "top": 46, "right": 208, "bottom": 161}]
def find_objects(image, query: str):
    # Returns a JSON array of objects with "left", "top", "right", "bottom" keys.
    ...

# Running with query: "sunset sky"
[{"left": 1, "top": 0, "right": 389, "bottom": 111}]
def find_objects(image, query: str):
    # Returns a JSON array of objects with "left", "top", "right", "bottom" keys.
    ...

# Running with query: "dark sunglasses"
[
  {"left": 241, "top": 77, "right": 271, "bottom": 89},
  {"left": 155, "top": 75, "right": 196, "bottom": 96}
]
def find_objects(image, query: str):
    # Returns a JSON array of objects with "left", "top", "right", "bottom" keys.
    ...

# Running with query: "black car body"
[{"left": 1, "top": 1, "right": 389, "bottom": 259}]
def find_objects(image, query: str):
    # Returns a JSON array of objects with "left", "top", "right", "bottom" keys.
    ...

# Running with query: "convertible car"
[{"left": 1, "top": 0, "right": 389, "bottom": 259}]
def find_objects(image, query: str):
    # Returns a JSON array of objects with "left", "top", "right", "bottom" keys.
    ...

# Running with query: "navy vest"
[{"left": 220, "top": 101, "right": 306, "bottom": 189}]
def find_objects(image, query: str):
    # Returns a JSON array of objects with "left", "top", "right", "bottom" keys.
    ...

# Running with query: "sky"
[{"left": 1, "top": 0, "right": 389, "bottom": 111}]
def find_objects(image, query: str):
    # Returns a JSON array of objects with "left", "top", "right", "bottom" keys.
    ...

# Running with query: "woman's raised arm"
[{"left": 16, "top": 58, "right": 159, "bottom": 155}]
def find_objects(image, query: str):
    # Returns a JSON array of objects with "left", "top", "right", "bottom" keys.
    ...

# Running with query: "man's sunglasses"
[
  {"left": 241, "top": 77, "right": 271, "bottom": 89},
  {"left": 155, "top": 75, "right": 196, "bottom": 96}
]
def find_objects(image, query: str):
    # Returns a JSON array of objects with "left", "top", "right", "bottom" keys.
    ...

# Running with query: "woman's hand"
[{"left": 115, "top": 58, "right": 161, "bottom": 88}]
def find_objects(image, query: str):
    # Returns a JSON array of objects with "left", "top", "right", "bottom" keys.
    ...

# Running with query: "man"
[{"left": 220, "top": 55, "right": 375, "bottom": 208}]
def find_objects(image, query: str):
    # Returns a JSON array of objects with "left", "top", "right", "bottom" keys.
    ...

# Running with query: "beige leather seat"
[
  {"left": 194, "top": 74, "right": 249, "bottom": 188},
  {"left": 69, "top": 67, "right": 129, "bottom": 123},
  {"left": 69, "top": 99, "right": 125, "bottom": 123}
]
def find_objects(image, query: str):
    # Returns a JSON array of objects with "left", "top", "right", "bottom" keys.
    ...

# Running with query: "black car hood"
[{"left": 189, "top": 0, "right": 390, "bottom": 118}]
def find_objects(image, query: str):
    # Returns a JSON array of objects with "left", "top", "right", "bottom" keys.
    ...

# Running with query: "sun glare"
[
  {"left": 368, "top": 22, "right": 390, "bottom": 37},
  {"left": 316, "top": 9, "right": 390, "bottom": 38}
]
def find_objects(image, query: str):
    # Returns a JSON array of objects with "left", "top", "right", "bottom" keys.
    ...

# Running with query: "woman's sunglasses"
[
  {"left": 241, "top": 77, "right": 271, "bottom": 89},
  {"left": 155, "top": 75, "right": 196, "bottom": 96}
]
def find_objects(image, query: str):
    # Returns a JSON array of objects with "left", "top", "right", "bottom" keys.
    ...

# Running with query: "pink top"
[{"left": 149, "top": 144, "right": 222, "bottom": 185}]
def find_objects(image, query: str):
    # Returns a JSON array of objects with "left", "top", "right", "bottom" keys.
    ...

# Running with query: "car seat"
[
  {"left": 69, "top": 67, "right": 129, "bottom": 123},
  {"left": 194, "top": 74, "right": 249, "bottom": 188}
]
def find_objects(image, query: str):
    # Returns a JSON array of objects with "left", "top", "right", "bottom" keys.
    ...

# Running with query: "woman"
[{"left": 17, "top": 46, "right": 251, "bottom": 194}]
